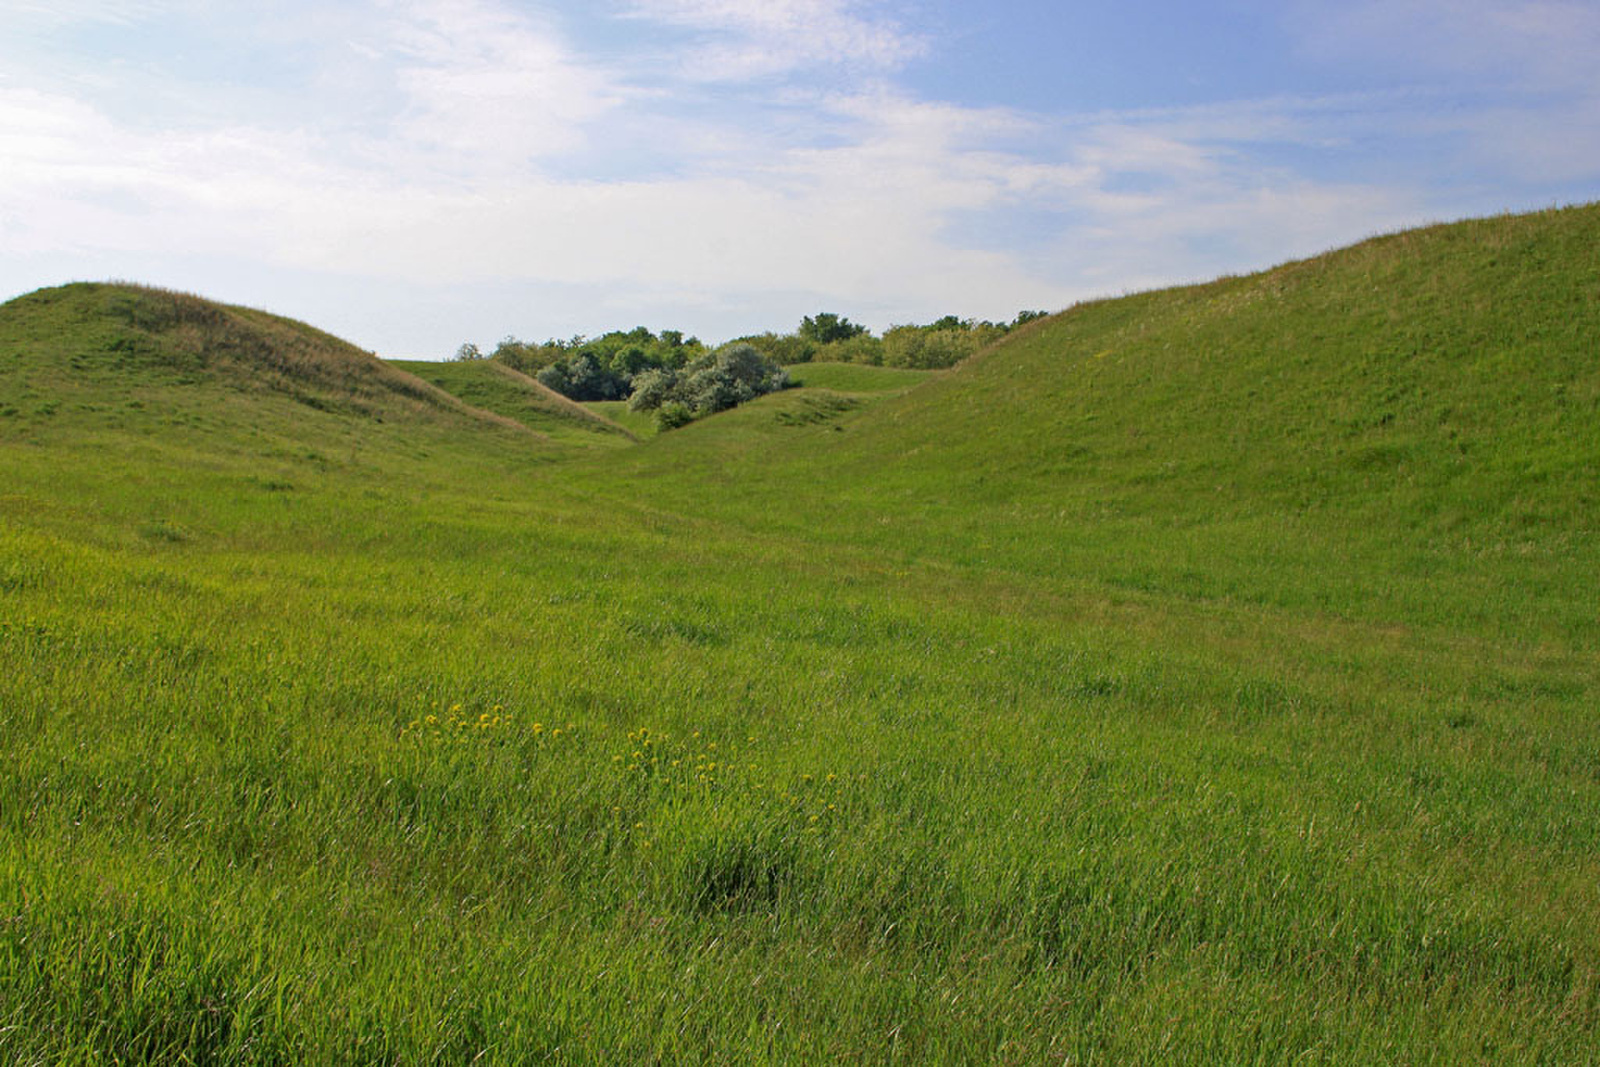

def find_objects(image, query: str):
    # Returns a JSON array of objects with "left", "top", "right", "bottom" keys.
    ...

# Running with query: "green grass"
[
  {"left": 2, "top": 206, "right": 1599, "bottom": 1063},
  {"left": 387, "top": 358, "right": 635, "bottom": 446},
  {"left": 782, "top": 361, "right": 936, "bottom": 393},
  {"left": 583, "top": 399, "right": 661, "bottom": 439}
]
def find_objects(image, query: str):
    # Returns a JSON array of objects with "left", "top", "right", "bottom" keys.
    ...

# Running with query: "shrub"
[
  {"left": 815, "top": 333, "right": 885, "bottom": 365},
  {"left": 630, "top": 343, "right": 789, "bottom": 425},
  {"left": 536, "top": 353, "right": 628, "bottom": 401},
  {"left": 881, "top": 321, "right": 1004, "bottom": 369},
  {"left": 733, "top": 332, "right": 817, "bottom": 365},
  {"left": 627, "top": 367, "right": 678, "bottom": 412},
  {"left": 656, "top": 401, "right": 693, "bottom": 430}
]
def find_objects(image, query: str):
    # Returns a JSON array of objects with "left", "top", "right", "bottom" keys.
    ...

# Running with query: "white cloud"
[
  {"left": 375, "top": 0, "right": 625, "bottom": 165},
  {"left": 619, "top": 0, "right": 926, "bottom": 80},
  {"left": 0, "top": 61, "right": 1441, "bottom": 350}
]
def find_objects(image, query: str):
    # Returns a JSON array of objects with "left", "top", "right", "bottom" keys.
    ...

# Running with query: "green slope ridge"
[
  {"left": 2, "top": 210, "right": 1597, "bottom": 1062},
  {"left": 0, "top": 282, "right": 547, "bottom": 447},
  {"left": 387, "top": 357, "right": 636, "bottom": 446}
]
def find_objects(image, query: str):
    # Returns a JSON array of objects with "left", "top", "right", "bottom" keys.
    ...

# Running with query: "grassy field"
[
  {"left": 2, "top": 207, "right": 1598, "bottom": 1063},
  {"left": 780, "top": 361, "right": 936, "bottom": 393},
  {"left": 581, "top": 399, "right": 660, "bottom": 440}
]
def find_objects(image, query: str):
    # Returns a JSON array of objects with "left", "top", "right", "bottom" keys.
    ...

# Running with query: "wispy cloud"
[
  {"left": 376, "top": 0, "right": 625, "bottom": 165},
  {"left": 618, "top": 0, "right": 927, "bottom": 80}
]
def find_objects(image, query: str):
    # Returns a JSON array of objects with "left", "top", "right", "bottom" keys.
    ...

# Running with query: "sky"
[{"left": 2, "top": 1, "right": 1598, "bottom": 357}]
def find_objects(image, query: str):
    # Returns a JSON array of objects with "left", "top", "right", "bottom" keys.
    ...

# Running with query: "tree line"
[
  {"left": 728, "top": 309, "right": 1048, "bottom": 370},
  {"left": 455, "top": 308, "right": 1049, "bottom": 428}
]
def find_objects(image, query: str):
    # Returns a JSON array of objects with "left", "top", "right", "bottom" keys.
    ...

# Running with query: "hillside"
[
  {"left": 386, "top": 358, "right": 636, "bottom": 446},
  {"left": 782, "top": 361, "right": 937, "bottom": 394},
  {"left": 3, "top": 209, "right": 1598, "bottom": 1063},
  {"left": 599, "top": 203, "right": 1600, "bottom": 641},
  {"left": 0, "top": 282, "right": 545, "bottom": 445}
]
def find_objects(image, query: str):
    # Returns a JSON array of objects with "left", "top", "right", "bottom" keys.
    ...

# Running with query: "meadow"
[{"left": 1, "top": 205, "right": 1597, "bottom": 1063}]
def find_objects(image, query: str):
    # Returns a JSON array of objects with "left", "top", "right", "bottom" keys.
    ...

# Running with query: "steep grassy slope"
[
  {"left": 603, "top": 205, "right": 1600, "bottom": 641},
  {"left": 387, "top": 357, "right": 635, "bottom": 446},
  {"left": 3, "top": 211, "right": 1598, "bottom": 1063}
]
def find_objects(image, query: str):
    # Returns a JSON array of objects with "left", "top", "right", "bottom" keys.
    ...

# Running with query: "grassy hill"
[
  {"left": 2, "top": 209, "right": 1598, "bottom": 1062},
  {"left": 0, "top": 282, "right": 511, "bottom": 426},
  {"left": 387, "top": 357, "right": 636, "bottom": 446},
  {"left": 602, "top": 205, "right": 1599, "bottom": 640}
]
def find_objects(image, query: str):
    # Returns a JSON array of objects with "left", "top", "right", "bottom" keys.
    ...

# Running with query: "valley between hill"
[{"left": 2, "top": 206, "right": 1596, "bottom": 1062}]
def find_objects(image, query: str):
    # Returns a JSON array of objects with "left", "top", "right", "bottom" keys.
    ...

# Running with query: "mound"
[
  {"left": 875, "top": 203, "right": 1600, "bottom": 525},
  {"left": 0, "top": 282, "right": 522, "bottom": 430}
]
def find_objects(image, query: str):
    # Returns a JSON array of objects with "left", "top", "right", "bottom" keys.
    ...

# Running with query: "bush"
[
  {"left": 627, "top": 368, "right": 678, "bottom": 412},
  {"left": 656, "top": 401, "right": 694, "bottom": 430},
  {"left": 536, "top": 354, "right": 628, "bottom": 401},
  {"left": 881, "top": 322, "right": 1005, "bottom": 369},
  {"left": 732, "top": 332, "right": 817, "bottom": 365},
  {"left": 628, "top": 343, "right": 789, "bottom": 425},
  {"left": 814, "top": 333, "right": 884, "bottom": 366}
]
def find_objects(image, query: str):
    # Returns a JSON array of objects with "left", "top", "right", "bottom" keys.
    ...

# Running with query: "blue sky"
[{"left": 2, "top": 1, "right": 1597, "bottom": 357}]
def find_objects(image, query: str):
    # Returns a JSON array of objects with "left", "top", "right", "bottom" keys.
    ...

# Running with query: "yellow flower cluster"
[
  {"left": 613, "top": 727, "right": 849, "bottom": 832},
  {"left": 401, "top": 701, "right": 574, "bottom": 745}
]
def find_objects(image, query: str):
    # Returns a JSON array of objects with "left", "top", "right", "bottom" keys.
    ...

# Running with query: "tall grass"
[{"left": 2, "top": 207, "right": 1598, "bottom": 1061}]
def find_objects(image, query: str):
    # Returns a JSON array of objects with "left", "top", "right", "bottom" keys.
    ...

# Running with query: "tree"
[
  {"left": 453, "top": 342, "right": 483, "bottom": 361},
  {"left": 798, "top": 312, "right": 867, "bottom": 345},
  {"left": 537, "top": 353, "right": 628, "bottom": 401}
]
